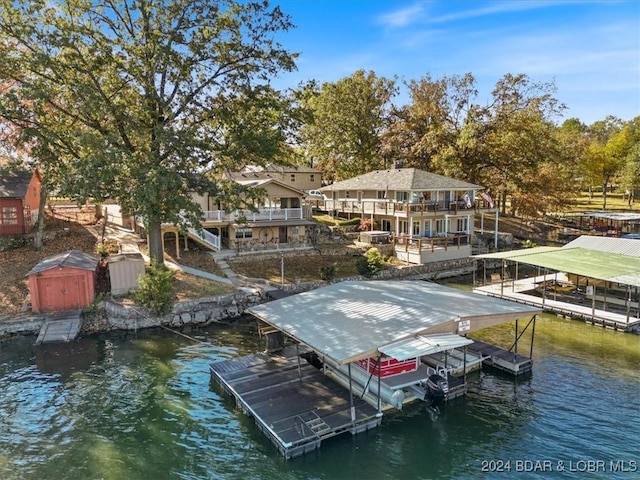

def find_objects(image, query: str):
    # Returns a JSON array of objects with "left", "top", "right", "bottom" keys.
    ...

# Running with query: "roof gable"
[
  {"left": 321, "top": 168, "right": 483, "bottom": 192},
  {"left": 27, "top": 250, "right": 100, "bottom": 276}
]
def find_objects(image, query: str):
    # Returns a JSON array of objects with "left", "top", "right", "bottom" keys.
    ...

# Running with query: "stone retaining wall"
[
  {"left": 1, "top": 258, "right": 502, "bottom": 339},
  {"left": 83, "top": 287, "right": 264, "bottom": 334}
]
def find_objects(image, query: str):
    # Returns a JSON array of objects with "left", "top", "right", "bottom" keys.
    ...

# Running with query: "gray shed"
[{"left": 108, "top": 253, "right": 145, "bottom": 295}]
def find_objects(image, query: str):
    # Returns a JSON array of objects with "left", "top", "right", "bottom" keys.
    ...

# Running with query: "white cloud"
[{"left": 377, "top": 3, "right": 425, "bottom": 28}]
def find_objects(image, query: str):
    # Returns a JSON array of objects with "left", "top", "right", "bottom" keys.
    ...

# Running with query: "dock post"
[
  {"left": 377, "top": 356, "right": 382, "bottom": 413},
  {"left": 463, "top": 346, "right": 467, "bottom": 384},
  {"left": 348, "top": 363, "right": 356, "bottom": 423},
  {"left": 529, "top": 315, "right": 536, "bottom": 359},
  {"left": 514, "top": 319, "right": 519, "bottom": 361},
  {"left": 296, "top": 343, "right": 302, "bottom": 382}
]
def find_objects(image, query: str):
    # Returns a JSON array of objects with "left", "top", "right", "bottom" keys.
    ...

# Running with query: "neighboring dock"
[
  {"left": 35, "top": 310, "right": 82, "bottom": 345},
  {"left": 474, "top": 276, "right": 640, "bottom": 332},
  {"left": 209, "top": 345, "right": 381, "bottom": 460}
]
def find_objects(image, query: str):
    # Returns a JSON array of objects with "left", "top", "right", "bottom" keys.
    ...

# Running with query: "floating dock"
[
  {"left": 467, "top": 340, "right": 532, "bottom": 375},
  {"left": 35, "top": 310, "right": 82, "bottom": 345},
  {"left": 209, "top": 345, "right": 381, "bottom": 460}
]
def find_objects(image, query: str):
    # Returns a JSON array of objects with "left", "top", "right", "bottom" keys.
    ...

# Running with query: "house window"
[
  {"left": 235, "top": 227, "right": 252, "bottom": 239},
  {"left": 396, "top": 191, "right": 409, "bottom": 202},
  {"left": 310, "top": 174, "right": 315, "bottom": 182},
  {"left": 291, "top": 227, "right": 299, "bottom": 235},
  {"left": 456, "top": 218, "right": 468, "bottom": 232},
  {"left": 435, "top": 219, "right": 445, "bottom": 234},
  {"left": 377, "top": 190, "right": 387, "bottom": 199},
  {"left": 0, "top": 206, "right": 18, "bottom": 225},
  {"left": 290, "top": 174, "right": 296, "bottom": 182},
  {"left": 399, "top": 220, "right": 408, "bottom": 234},
  {"left": 345, "top": 191, "right": 350, "bottom": 199},
  {"left": 412, "top": 221, "right": 420, "bottom": 236},
  {"left": 381, "top": 219, "right": 392, "bottom": 232}
]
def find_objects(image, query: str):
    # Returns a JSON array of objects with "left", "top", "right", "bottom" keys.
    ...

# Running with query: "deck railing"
[
  {"left": 322, "top": 199, "right": 492, "bottom": 216},
  {"left": 393, "top": 233, "right": 471, "bottom": 252},
  {"left": 202, "top": 207, "right": 304, "bottom": 223}
]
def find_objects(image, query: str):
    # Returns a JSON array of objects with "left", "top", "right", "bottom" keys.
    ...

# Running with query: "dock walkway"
[
  {"left": 209, "top": 345, "right": 381, "bottom": 460},
  {"left": 474, "top": 276, "right": 640, "bottom": 331},
  {"left": 35, "top": 310, "right": 82, "bottom": 345}
]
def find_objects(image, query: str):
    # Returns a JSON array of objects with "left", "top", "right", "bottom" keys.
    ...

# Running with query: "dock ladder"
[{"left": 299, "top": 412, "right": 331, "bottom": 437}]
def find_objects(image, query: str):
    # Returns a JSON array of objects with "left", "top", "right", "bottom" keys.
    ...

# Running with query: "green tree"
[
  {"left": 0, "top": 0, "right": 297, "bottom": 265},
  {"left": 579, "top": 116, "right": 631, "bottom": 209},
  {"left": 299, "top": 70, "right": 396, "bottom": 182}
]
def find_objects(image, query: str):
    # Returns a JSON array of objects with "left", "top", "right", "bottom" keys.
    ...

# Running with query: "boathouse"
[
  {"left": 27, "top": 250, "right": 100, "bottom": 313},
  {"left": 473, "top": 235, "right": 640, "bottom": 331},
  {"left": 210, "top": 280, "right": 540, "bottom": 459}
]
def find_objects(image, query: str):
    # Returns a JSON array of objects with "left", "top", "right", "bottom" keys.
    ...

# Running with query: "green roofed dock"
[{"left": 473, "top": 236, "right": 640, "bottom": 332}]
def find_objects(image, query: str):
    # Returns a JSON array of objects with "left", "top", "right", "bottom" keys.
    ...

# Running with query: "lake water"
[{"left": 1, "top": 314, "right": 639, "bottom": 480}]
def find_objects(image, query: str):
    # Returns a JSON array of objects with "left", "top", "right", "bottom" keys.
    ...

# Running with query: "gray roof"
[
  {"left": 27, "top": 250, "right": 100, "bottom": 276},
  {"left": 321, "top": 168, "right": 483, "bottom": 192},
  {"left": 248, "top": 280, "right": 539, "bottom": 365},
  {"left": 0, "top": 169, "right": 34, "bottom": 198},
  {"left": 564, "top": 235, "right": 640, "bottom": 257}
]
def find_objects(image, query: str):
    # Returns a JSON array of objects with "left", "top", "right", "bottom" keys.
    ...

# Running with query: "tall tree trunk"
[
  {"left": 602, "top": 182, "right": 607, "bottom": 210},
  {"left": 148, "top": 220, "right": 165, "bottom": 266},
  {"left": 34, "top": 183, "right": 47, "bottom": 250}
]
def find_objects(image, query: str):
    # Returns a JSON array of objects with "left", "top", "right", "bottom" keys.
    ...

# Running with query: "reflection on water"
[{"left": 1, "top": 316, "right": 639, "bottom": 480}]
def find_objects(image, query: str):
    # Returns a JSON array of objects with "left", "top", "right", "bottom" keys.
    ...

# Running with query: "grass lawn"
[{"left": 229, "top": 253, "right": 361, "bottom": 284}]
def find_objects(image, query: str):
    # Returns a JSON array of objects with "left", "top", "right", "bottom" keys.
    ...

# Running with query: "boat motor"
[{"left": 425, "top": 374, "right": 449, "bottom": 411}]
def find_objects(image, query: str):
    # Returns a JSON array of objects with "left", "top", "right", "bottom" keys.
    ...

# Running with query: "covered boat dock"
[
  {"left": 210, "top": 280, "right": 540, "bottom": 459},
  {"left": 473, "top": 236, "right": 640, "bottom": 331}
]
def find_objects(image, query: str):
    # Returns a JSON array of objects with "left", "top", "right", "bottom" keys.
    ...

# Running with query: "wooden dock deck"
[
  {"left": 474, "top": 277, "right": 640, "bottom": 332},
  {"left": 209, "top": 346, "right": 381, "bottom": 460},
  {"left": 35, "top": 310, "right": 83, "bottom": 345},
  {"left": 467, "top": 340, "right": 532, "bottom": 375}
]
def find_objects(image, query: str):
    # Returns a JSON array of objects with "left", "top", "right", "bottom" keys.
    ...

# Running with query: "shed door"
[{"left": 38, "top": 276, "right": 86, "bottom": 311}]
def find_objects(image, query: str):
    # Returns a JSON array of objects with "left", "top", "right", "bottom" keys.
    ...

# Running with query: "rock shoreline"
[{"left": 0, "top": 257, "right": 490, "bottom": 340}]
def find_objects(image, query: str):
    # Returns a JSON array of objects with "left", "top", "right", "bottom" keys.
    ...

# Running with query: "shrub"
[
  {"left": 132, "top": 260, "right": 175, "bottom": 316},
  {"left": 355, "top": 256, "right": 371, "bottom": 276},
  {"left": 320, "top": 263, "right": 336, "bottom": 281},
  {"left": 365, "top": 247, "right": 384, "bottom": 275},
  {"left": 338, "top": 217, "right": 361, "bottom": 226}
]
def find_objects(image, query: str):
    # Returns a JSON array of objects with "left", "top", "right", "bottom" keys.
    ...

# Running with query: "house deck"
[{"left": 209, "top": 345, "right": 381, "bottom": 460}]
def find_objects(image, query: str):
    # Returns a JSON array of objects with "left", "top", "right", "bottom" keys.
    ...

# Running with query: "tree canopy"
[
  {"left": 298, "top": 70, "right": 396, "bottom": 182},
  {"left": 0, "top": 0, "right": 297, "bottom": 263}
]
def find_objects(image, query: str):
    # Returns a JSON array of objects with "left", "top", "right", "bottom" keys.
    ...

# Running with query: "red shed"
[
  {"left": 0, "top": 165, "right": 42, "bottom": 236},
  {"left": 27, "top": 250, "right": 100, "bottom": 313}
]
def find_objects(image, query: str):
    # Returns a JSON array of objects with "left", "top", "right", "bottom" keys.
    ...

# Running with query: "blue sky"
[{"left": 273, "top": 0, "right": 639, "bottom": 125}]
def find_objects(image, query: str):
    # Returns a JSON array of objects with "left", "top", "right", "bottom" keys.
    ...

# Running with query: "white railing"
[
  {"left": 186, "top": 224, "right": 221, "bottom": 250},
  {"left": 201, "top": 207, "right": 303, "bottom": 222}
]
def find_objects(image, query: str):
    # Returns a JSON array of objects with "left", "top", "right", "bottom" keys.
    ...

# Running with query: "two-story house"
[
  {"left": 240, "top": 163, "right": 323, "bottom": 193},
  {"left": 319, "top": 167, "right": 493, "bottom": 264},
  {"left": 159, "top": 174, "right": 316, "bottom": 258}
]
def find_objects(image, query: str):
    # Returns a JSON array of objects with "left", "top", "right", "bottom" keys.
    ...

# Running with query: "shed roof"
[
  {"left": 27, "top": 250, "right": 100, "bottom": 276},
  {"left": 475, "top": 237, "right": 640, "bottom": 286},
  {"left": 248, "top": 280, "right": 539, "bottom": 365},
  {"left": 320, "top": 168, "right": 483, "bottom": 192},
  {"left": 0, "top": 168, "right": 34, "bottom": 198}
]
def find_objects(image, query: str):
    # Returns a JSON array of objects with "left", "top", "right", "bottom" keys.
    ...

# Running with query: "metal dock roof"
[{"left": 248, "top": 280, "right": 539, "bottom": 365}]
